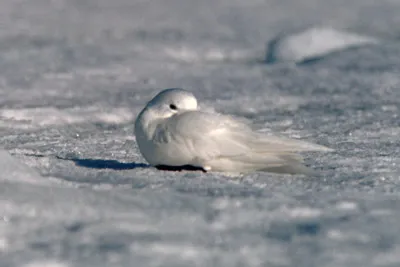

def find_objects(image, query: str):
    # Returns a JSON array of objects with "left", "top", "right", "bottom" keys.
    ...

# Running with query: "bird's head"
[{"left": 142, "top": 88, "right": 198, "bottom": 120}]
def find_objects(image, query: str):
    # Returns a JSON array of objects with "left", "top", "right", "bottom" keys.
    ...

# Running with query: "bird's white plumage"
[{"left": 134, "top": 88, "right": 332, "bottom": 174}]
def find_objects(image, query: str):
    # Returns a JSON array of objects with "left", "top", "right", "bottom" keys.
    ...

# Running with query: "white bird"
[{"left": 134, "top": 88, "right": 332, "bottom": 174}]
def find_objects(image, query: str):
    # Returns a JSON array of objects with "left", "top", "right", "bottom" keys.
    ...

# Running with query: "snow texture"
[{"left": 0, "top": 0, "right": 399, "bottom": 266}]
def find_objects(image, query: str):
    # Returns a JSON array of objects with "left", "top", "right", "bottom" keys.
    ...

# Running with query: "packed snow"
[
  {"left": 0, "top": 0, "right": 400, "bottom": 266},
  {"left": 265, "top": 26, "right": 379, "bottom": 63}
]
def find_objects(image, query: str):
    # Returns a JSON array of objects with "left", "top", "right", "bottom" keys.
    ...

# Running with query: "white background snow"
[{"left": 0, "top": 0, "right": 400, "bottom": 266}]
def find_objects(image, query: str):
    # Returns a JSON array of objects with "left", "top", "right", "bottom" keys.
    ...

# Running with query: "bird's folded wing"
[{"left": 160, "top": 111, "right": 332, "bottom": 164}]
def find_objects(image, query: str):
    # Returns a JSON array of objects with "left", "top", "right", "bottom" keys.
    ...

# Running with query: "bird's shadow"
[
  {"left": 56, "top": 156, "right": 150, "bottom": 170},
  {"left": 57, "top": 156, "right": 207, "bottom": 172}
]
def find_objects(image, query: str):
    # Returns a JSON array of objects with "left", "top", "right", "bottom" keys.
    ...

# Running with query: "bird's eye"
[{"left": 169, "top": 104, "right": 178, "bottom": 110}]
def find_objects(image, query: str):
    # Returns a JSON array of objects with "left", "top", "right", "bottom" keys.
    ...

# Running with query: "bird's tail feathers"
[
  {"left": 241, "top": 131, "right": 333, "bottom": 153},
  {"left": 212, "top": 151, "right": 314, "bottom": 175}
]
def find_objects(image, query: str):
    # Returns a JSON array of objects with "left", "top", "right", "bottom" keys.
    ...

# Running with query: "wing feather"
[{"left": 158, "top": 110, "right": 332, "bottom": 172}]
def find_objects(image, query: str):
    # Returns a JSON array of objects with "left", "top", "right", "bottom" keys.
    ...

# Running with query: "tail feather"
[
  {"left": 208, "top": 151, "right": 314, "bottom": 175},
  {"left": 248, "top": 133, "right": 333, "bottom": 153},
  {"left": 207, "top": 125, "right": 332, "bottom": 175}
]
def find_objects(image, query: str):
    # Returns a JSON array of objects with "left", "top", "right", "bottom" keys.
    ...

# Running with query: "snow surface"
[
  {"left": 265, "top": 27, "right": 380, "bottom": 63},
  {"left": 0, "top": 0, "right": 400, "bottom": 266}
]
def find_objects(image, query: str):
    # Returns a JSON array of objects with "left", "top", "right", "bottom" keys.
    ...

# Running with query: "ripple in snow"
[
  {"left": 0, "top": 150, "right": 45, "bottom": 184},
  {"left": 265, "top": 27, "right": 379, "bottom": 63},
  {"left": 0, "top": 106, "right": 134, "bottom": 129}
]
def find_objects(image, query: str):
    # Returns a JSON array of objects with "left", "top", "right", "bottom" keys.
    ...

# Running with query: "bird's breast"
[{"left": 135, "top": 118, "right": 194, "bottom": 166}]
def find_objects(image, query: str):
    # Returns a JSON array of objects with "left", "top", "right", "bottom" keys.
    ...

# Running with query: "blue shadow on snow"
[
  {"left": 73, "top": 158, "right": 149, "bottom": 170},
  {"left": 57, "top": 156, "right": 150, "bottom": 170}
]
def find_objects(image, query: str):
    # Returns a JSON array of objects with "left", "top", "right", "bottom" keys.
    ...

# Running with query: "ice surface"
[
  {"left": 21, "top": 261, "right": 69, "bottom": 267},
  {"left": 0, "top": 0, "right": 399, "bottom": 266}
]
